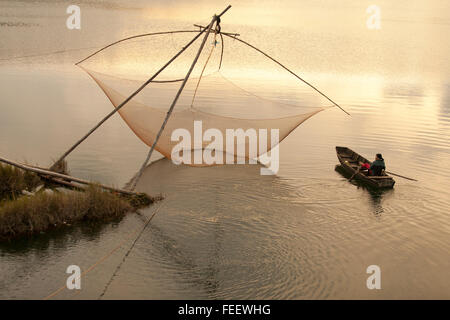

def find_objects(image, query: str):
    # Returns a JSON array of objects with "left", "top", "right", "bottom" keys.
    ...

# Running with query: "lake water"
[{"left": 0, "top": 0, "right": 449, "bottom": 299}]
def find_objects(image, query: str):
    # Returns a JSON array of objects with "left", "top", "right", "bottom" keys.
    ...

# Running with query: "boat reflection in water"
[{"left": 335, "top": 164, "right": 395, "bottom": 217}]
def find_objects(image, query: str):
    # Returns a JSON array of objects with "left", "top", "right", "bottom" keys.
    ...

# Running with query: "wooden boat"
[{"left": 336, "top": 146, "right": 395, "bottom": 189}]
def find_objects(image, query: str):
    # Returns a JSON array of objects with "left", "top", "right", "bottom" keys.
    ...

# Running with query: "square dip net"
[{"left": 78, "top": 30, "right": 334, "bottom": 166}]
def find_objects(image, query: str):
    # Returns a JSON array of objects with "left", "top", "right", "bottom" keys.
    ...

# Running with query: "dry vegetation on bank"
[{"left": 0, "top": 163, "right": 160, "bottom": 241}]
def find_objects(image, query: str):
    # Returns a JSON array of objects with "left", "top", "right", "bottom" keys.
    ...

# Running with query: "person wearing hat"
[{"left": 369, "top": 153, "right": 386, "bottom": 176}]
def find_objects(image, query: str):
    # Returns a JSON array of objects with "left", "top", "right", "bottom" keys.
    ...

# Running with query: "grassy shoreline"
[
  {"left": 0, "top": 162, "right": 42, "bottom": 201},
  {"left": 0, "top": 163, "right": 161, "bottom": 241}
]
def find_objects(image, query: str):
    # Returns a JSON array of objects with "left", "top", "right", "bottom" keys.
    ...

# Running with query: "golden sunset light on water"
[{"left": 0, "top": 0, "right": 449, "bottom": 307}]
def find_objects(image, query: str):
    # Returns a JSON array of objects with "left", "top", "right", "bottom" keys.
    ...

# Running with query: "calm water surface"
[{"left": 0, "top": 0, "right": 449, "bottom": 299}]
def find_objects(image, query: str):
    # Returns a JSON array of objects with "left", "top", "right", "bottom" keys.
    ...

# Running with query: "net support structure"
[
  {"left": 129, "top": 5, "right": 232, "bottom": 191},
  {"left": 49, "top": 4, "right": 351, "bottom": 192},
  {"left": 194, "top": 23, "right": 350, "bottom": 116},
  {"left": 48, "top": 13, "right": 226, "bottom": 171}
]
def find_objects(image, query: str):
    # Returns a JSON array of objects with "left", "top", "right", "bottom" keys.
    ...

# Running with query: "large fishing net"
[{"left": 78, "top": 30, "right": 332, "bottom": 166}]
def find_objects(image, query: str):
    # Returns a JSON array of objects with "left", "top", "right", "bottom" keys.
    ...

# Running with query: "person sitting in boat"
[
  {"left": 369, "top": 153, "right": 386, "bottom": 176},
  {"left": 359, "top": 153, "right": 386, "bottom": 176}
]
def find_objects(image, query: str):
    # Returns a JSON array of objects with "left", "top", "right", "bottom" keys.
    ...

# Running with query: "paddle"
[
  {"left": 365, "top": 159, "right": 418, "bottom": 182},
  {"left": 385, "top": 171, "right": 418, "bottom": 182},
  {"left": 349, "top": 166, "right": 361, "bottom": 181}
]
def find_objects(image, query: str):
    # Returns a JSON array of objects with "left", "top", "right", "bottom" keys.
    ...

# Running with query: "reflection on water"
[
  {"left": 334, "top": 164, "right": 393, "bottom": 217},
  {"left": 0, "top": 0, "right": 450, "bottom": 299}
]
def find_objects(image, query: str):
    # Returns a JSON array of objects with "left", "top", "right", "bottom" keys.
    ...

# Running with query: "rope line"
[
  {"left": 221, "top": 33, "right": 350, "bottom": 116},
  {"left": 0, "top": 46, "right": 99, "bottom": 63},
  {"left": 190, "top": 31, "right": 218, "bottom": 109},
  {"left": 98, "top": 202, "right": 164, "bottom": 299},
  {"left": 219, "top": 32, "right": 225, "bottom": 70},
  {"left": 75, "top": 30, "right": 204, "bottom": 65},
  {"left": 42, "top": 201, "right": 165, "bottom": 300}
]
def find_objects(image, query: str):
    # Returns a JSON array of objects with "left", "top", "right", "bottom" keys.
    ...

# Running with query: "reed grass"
[
  {"left": 0, "top": 163, "right": 161, "bottom": 241},
  {"left": 0, "top": 186, "right": 161, "bottom": 241},
  {"left": 0, "top": 163, "right": 42, "bottom": 201}
]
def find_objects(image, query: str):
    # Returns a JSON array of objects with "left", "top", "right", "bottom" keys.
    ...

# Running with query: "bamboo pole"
[
  {"left": 76, "top": 30, "right": 202, "bottom": 65},
  {"left": 77, "top": 29, "right": 239, "bottom": 66},
  {"left": 49, "top": 27, "right": 211, "bottom": 171},
  {"left": 385, "top": 171, "right": 418, "bottom": 181},
  {"left": 349, "top": 166, "right": 361, "bottom": 181},
  {"left": 364, "top": 159, "right": 418, "bottom": 181},
  {"left": 41, "top": 176, "right": 87, "bottom": 192},
  {"left": 129, "top": 5, "right": 232, "bottom": 191},
  {"left": 0, "top": 156, "right": 139, "bottom": 196}
]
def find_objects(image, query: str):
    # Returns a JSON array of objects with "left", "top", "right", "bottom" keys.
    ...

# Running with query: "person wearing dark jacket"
[{"left": 370, "top": 153, "right": 386, "bottom": 176}]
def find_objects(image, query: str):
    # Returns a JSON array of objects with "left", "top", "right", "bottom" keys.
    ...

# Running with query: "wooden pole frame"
[
  {"left": 129, "top": 5, "right": 232, "bottom": 191},
  {"left": 0, "top": 156, "right": 139, "bottom": 196},
  {"left": 50, "top": 26, "right": 211, "bottom": 171},
  {"left": 76, "top": 28, "right": 239, "bottom": 66}
]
